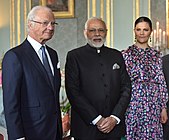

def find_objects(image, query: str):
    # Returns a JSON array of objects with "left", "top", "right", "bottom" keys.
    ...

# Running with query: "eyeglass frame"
[{"left": 30, "top": 20, "right": 58, "bottom": 27}]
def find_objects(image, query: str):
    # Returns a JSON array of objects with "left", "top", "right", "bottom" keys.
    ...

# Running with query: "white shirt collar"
[
  {"left": 27, "top": 35, "right": 43, "bottom": 53},
  {"left": 27, "top": 35, "right": 55, "bottom": 74}
]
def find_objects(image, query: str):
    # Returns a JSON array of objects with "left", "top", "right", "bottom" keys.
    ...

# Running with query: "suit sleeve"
[
  {"left": 111, "top": 53, "right": 131, "bottom": 119},
  {"left": 162, "top": 56, "right": 169, "bottom": 92},
  {"left": 2, "top": 50, "right": 24, "bottom": 139},
  {"left": 162, "top": 56, "right": 169, "bottom": 118}
]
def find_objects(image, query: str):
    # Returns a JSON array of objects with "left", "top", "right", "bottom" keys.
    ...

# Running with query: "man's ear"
[
  {"left": 28, "top": 21, "right": 33, "bottom": 29},
  {"left": 83, "top": 29, "right": 87, "bottom": 38}
]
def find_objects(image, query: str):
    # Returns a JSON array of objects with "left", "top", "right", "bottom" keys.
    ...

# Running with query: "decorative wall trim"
[
  {"left": 17, "top": 0, "right": 21, "bottom": 44},
  {"left": 135, "top": 0, "right": 140, "bottom": 19},
  {"left": 111, "top": 0, "right": 114, "bottom": 48},
  {"left": 24, "top": 0, "right": 27, "bottom": 38},
  {"left": 10, "top": 0, "right": 15, "bottom": 48},
  {"left": 106, "top": 0, "right": 111, "bottom": 47},
  {"left": 87, "top": 0, "right": 90, "bottom": 18},
  {"left": 133, "top": 0, "right": 136, "bottom": 43},
  {"left": 148, "top": 0, "right": 151, "bottom": 18},
  {"left": 92, "top": 0, "right": 96, "bottom": 17},
  {"left": 133, "top": 0, "right": 140, "bottom": 28},
  {"left": 100, "top": 0, "right": 104, "bottom": 19},
  {"left": 10, "top": 0, "right": 30, "bottom": 48}
]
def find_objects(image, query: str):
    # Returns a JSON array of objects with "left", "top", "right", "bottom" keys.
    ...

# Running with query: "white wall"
[{"left": 113, "top": 0, "right": 133, "bottom": 50}]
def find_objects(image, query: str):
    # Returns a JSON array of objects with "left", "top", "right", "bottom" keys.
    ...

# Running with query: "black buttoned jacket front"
[{"left": 65, "top": 44, "right": 131, "bottom": 139}]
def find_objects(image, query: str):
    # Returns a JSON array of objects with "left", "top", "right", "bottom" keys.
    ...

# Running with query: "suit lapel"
[
  {"left": 22, "top": 40, "right": 54, "bottom": 90},
  {"left": 46, "top": 46, "right": 62, "bottom": 106}
]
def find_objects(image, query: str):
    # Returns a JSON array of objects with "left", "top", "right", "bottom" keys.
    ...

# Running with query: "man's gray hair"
[
  {"left": 27, "top": 6, "right": 52, "bottom": 32},
  {"left": 84, "top": 17, "right": 107, "bottom": 30}
]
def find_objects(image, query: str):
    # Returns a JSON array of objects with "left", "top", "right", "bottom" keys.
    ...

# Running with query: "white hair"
[
  {"left": 26, "top": 6, "right": 53, "bottom": 33},
  {"left": 84, "top": 17, "right": 107, "bottom": 30}
]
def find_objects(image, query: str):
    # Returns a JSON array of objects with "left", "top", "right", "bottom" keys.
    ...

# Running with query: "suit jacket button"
[{"left": 104, "top": 84, "right": 107, "bottom": 87}]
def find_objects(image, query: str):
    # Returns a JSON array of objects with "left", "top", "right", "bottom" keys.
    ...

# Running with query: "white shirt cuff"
[
  {"left": 110, "top": 115, "right": 120, "bottom": 124},
  {"left": 92, "top": 115, "right": 102, "bottom": 125},
  {"left": 16, "top": 137, "right": 25, "bottom": 140}
]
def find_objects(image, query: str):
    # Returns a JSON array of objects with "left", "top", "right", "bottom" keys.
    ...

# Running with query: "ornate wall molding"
[
  {"left": 10, "top": 0, "right": 29, "bottom": 48},
  {"left": 10, "top": 0, "right": 15, "bottom": 47},
  {"left": 87, "top": 0, "right": 151, "bottom": 49}
]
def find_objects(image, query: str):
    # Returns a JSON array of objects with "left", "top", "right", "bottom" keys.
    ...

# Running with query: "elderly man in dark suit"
[
  {"left": 2, "top": 6, "right": 62, "bottom": 140},
  {"left": 65, "top": 17, "right": 131, "bottom": 140},
  {"left": 162, "top": 54, "right": 169, "bottom": 140}
]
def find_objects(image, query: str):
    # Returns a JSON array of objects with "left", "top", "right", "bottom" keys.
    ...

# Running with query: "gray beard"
[{"left": 87, "top": 38, "right": 105, "bottom": 48}]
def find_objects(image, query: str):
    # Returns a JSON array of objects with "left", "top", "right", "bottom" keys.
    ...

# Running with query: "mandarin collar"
[{"left": 86, "top": 43, "right": 105, "bottom": 53}]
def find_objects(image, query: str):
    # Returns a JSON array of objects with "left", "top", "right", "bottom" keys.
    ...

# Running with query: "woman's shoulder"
[
  {"left": 149, "top": 47, "right": 161, "bottom": 57},
  {"left": 121, "top": 45, "right": 134, "bottom": 54}
]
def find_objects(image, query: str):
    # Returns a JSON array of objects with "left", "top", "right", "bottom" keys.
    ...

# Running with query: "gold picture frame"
[
  {"left": 42, "top": 0, "right": 74, "bottom": 18},
  {"left": 31, "top": 0, "right": 74, "bottom": 18}
]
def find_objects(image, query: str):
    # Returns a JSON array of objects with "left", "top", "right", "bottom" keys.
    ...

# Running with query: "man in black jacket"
[
  {"left": 65, "top": 17, "right": 131, "bottom": 140},
  {"left": 162, "top": 54, "right": 169, "bottom": 140}
]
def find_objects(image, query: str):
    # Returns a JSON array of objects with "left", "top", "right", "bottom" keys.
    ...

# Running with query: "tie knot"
[{"left": 41, "top": 45, "right": 45, "bottom": 51}]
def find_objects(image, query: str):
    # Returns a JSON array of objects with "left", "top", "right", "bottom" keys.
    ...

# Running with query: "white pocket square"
[
  {"left": 112, "top": 63, "right": 120, "bottom": 70},
  {"left": 57, "top": 61, "right": 60, "bottom": 69}
]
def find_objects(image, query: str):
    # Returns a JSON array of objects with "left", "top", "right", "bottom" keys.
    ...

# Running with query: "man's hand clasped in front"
[{"left": 96, "top": 117, "right": 117, "bottom": 134}]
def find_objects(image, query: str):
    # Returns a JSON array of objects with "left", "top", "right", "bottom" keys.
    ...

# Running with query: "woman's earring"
[
  {"left": 150, "top": 37, "right": 151, "bottom": 42},
  {"left": 135, "top": 37, "right": 137, "bottom": 42}
]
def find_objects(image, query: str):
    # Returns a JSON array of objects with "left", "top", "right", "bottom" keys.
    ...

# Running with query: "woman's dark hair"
[{"left": 134, "top": 16, "right": 152, "bottom": 31}]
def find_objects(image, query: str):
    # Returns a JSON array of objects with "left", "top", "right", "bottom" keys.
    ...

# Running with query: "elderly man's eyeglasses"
[
  {"left": 30, "top": 20, "right": 58, "bottom": 26},
  {"left": 86, "top": 28, "right": 107, "bottom": 34}
]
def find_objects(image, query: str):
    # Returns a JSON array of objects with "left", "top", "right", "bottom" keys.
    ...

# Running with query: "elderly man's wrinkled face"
[
  {"left": 28, "top": 9, "right": 57, "bottom": 44},
  {"left": 84, "top": 19, "right": 107, "bottom": 48}
]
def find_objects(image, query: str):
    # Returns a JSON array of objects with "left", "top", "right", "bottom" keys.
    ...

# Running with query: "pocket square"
[
  {"left": 57, "top": 61, "right": 60, "bottom": 69},
  {"left": 112, "top": 63, "right": 120, "bottom": 69}
]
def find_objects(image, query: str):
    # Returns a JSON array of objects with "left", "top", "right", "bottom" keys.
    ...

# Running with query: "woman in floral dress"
[{"left": 122, "top": 16, "right": 168, "bottom": 139}]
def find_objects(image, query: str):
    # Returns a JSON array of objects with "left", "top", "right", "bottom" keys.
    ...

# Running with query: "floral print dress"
[{"left": 122, "top": 45, "right": 168, "bottom": 140}]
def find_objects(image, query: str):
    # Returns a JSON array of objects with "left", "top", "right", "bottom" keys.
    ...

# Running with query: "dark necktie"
[{"left": 41, "top": 46, "right": 54, "bottom": 88}]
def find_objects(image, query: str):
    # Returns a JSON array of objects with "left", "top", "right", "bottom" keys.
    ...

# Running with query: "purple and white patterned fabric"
[{"left": 122, "top": 45, "right": 168, "bottom": 140}]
